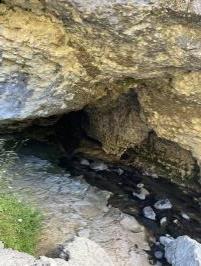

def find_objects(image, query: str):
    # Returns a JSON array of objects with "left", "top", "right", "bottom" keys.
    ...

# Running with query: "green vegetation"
[{"left": 0, "top": 195, "right": 42, "bottom": 255}]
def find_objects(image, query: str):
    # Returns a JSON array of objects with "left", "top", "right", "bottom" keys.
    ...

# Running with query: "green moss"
[{"left": 0, "top": 195, "right": 42, "bottom": 255}]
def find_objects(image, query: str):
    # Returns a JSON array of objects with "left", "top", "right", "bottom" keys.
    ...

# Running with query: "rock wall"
[{"left": 1, "top": 0, "right": 201, "bottom": 184}]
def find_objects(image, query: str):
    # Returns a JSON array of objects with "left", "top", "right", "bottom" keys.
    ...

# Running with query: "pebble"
[
  {"left": 143, "top": 206, "right": 156, "bottom": 221},
  {"left": 181, "top": 212, "right": 190, "bottom": 220},
  {"left": 116, "top": 168, "right": 124, "bottom": 175},
  {"left": 160, "top": 217, "right": 167, "bottom": 226},
  {"left": 154, "top": 251, "right": 163, "bottom": 259},
  {"left": 137, "top": 183, "right": 144, "bottom": 188},
  {"left": 80, "top": 159, "right": 90, "bottom": 166},
  {"left": 133, "top": 188, "right": 150, "bottom": 200},
  {"left": 90, "top": 162, "right": 108, "bottom": 171},
  {"left": 154, "top": 199, "right": 172, "bottom": 210}
]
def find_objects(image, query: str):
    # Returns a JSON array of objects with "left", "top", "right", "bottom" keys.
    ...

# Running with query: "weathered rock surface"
[
  {"left": 0, "top": 237, "right": 114, "bottom": 266},
  {"left": 2, "top": 0, "right": 201, "bottom": 182},
  {"left": 85, "top": 91, "right": 149, "bottom": 155},
  {"left": 161, "top": 235, "right": 201, "bottom": 266}
]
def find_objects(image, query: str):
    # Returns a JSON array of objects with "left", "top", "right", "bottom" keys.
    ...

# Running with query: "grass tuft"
[{"left": 0, "top": 195, "right": 42, "bottom": 255}]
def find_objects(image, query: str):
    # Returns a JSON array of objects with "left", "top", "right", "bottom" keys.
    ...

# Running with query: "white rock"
[
  {"left": 143, "top": 206, "right": 156, "bottom": 220},
  {"left": 154, "top": 199, "right": 172, "bottom": 210},
  {"left": 120, "top": 214, "right": 144, "bottom": 233},
  {"left": 133, "top": 188, "right": 150, "bottom": 200},
  {"left": 137, "top": 183, "right": 144, "bottom": 188},
  {"left": 90, "top": 162, "right": 108, "bottom": 171},
  {"left": 80, "top": 159, "right": 90, "bottom": 166},
  {"left": 162, "top": 235, "right": 201, "bottom": 266},
  {"left": 160, "top": 217, "right": 167, "bottom": 226},
  {"left": 181, "top": 212, "right": 190, "bottom": 220}
]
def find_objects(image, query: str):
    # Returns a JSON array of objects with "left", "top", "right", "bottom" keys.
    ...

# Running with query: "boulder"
[{"left": 161, "top": 235, "right": 201, "bottom": 266}]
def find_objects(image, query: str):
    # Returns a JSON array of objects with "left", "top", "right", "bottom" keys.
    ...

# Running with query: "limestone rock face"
[
  {"left": 138, "top": 76, "right": 201, "bottom": 167},
  {"left": 2, "top": 0, "right": 201, "bottom": 182},
  {"left": 85, "top": 91, "right": 150, "bottom": 155}
]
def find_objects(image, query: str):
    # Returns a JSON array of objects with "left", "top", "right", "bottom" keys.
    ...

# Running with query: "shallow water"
[{"left": 0, "top": 135, "right": 201, "bottom": 265}]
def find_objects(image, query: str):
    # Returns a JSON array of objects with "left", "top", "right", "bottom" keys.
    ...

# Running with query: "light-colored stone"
[
  {"left": 161, "top": 235, "right": 201, "bottom": 266},
  {"left": 133, "top": 187, "right": 150, "bottom": 200},
  {"left": 143, "top": 206, "right": 156, "bottom": 221},
  {"left": 154, "top": 199, "right": 172, "bottom": 210},
  {"left": 90, "top": 161, "right": 108, "bottom": 171}
]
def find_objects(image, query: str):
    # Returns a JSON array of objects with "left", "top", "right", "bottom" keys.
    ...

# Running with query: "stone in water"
[
  {"left": 133, "top": 188, "right": 150, "bottom": 200},
  {"left": 90, "top": 162, "right": 108, "bottom": 171},
  {"left": 154, "top": 199, "right": 172, "bottom": 210},
  {"left": 143, "top": 206, "right": 156, "bottom": 221},
  {"left": 80, "top": 159, "right": 90, "bottom": 166},
  {"left": 181, "top": 212, "right": 190, "bottom": 220},
  {"left": 160, "top": 217, "right": 167, "bottom": 226}
]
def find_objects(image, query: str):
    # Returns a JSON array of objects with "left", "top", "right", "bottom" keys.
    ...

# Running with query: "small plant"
[{"left": 0, "top": 195, "right": 42, "bottom": 255}]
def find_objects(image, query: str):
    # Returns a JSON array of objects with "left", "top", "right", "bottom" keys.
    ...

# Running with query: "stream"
[{"left": 0, "top": 134, "right": 201, "bottom": 265}]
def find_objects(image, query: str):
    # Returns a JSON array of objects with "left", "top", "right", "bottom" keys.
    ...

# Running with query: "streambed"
[{"left": 0, "top": 135, "right": 200, "bottom": 265}]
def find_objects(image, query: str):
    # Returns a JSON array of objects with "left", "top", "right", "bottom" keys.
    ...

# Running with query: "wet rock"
[
  {"left": 80, "top": 159, "right": 90, "bottom": 166},
  {"left": 154, "top": 199, "right": 172, "bottom": 210},
  {"left": 115, "top": 168, "right": 124, "bottom": 176},
  {"left": 143, "top": 206, "right": 156, "bottom": 221},
  {"left": 160, "top": 217, "right": 167, "bottom": 226},
  {"left": 90, "top": 162, "right": 108, "bottom": 171},
  {"left": 181, "top": 213, "right": 190, "bottom": 220},
  {"left": 133, "top": 187, "right": 150, "bottom": 200},
  {"left": 120, "top": 214, "right": 144, "bottom": 233},
  {"left": 137, "top": 183, "right": 144, "bottom": 189},
  {"left": 161, "top": 235, "right": 201, "bottom": 266}
]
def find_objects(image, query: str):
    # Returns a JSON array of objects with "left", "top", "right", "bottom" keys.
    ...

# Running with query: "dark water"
[{"left": 0, "top": 135, "right": 201, "bottom": 265}]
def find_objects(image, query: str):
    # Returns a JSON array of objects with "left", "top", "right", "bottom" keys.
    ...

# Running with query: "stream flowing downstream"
[{"left": 0, "top": 135, "right": 201, "bottom": 265}]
